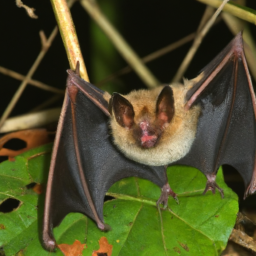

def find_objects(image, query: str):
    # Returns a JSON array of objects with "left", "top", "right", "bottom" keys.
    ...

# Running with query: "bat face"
[{"left": 105, "top": 81, "right": 201, "bottom": 166}]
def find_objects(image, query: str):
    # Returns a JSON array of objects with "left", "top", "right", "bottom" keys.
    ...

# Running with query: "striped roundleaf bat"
[{"left": 43, "top": 32, "right": 256, "bottom": 250}]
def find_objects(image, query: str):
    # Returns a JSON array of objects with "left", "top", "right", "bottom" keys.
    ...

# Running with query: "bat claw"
[
  {"left": 174, "top": 196, "right": 179, "bottom": 205},
  {"left": 203, "top": 174, "right": 224, "bottom": 198},
  {"left": 42, "top": 232, "right": 57, "bottom": 251},
  {"left": 156, "top": 183, "right": 178, "bottom": 208}
]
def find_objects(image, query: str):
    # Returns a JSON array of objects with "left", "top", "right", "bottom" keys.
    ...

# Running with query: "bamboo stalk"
[
  {"left": 50, "top": 0, "right": 89, "bottom": 81},
  {"left": 197, "top": 0, "right": 256, "bottom": 25}
]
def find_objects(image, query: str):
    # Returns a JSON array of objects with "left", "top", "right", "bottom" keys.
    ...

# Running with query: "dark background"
[
  {"left": 0, "top": 0, "right": 255, "bottom": 116},
  {"left": 0, "top": 0, "right": 256, "bottom": 208}
]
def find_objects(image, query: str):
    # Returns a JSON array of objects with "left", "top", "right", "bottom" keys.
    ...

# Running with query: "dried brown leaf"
[
  {"left": 0, "top": 129, "right": 52, "bottom": 159},
  {"left": 32, "top": 183, "right": 44, "bottom": 194},
  {"left": 58, "top": 240, "right": 86, "bottom": 256},
  {"left": 92, "top": 237, "right": 113, "bottom": 256}
]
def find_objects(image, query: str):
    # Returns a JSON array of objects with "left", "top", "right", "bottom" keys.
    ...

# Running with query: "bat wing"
[
  {"left": 42, "top": 64, "right": 168, "bottom": 251},
  {"left": 175, "top": 32, "right": 256, "bottom": 198}
]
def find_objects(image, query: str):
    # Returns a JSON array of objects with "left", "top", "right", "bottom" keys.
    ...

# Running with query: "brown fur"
[{"left": 105, "top": 81, "right": 201, "bottom": 166}]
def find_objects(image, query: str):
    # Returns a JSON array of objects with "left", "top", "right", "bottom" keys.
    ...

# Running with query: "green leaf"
[
  {"left": 0, "top": 145, "right": 238, "bottom": 256},
  {"left": 0, "top": 144, "right": 52, "bottom": 256},
  {"left": 105, "top": 166, "right": 237, "bottom": 255}
]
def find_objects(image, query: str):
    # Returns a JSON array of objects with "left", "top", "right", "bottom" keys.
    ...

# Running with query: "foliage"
[{"left": 0, "top": 144, "right": 238, "bottom": 255}]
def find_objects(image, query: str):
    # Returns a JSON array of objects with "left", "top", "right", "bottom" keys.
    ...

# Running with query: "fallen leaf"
[
  {"left": 0, "top": 129, "right": 52, "bottom": 160},
  {"left": 32, "top": 183, "right": 44, "bottom": 194},
  {"left": 92, "top": 237, "right": 113, "bottom": 256},
  {"left": 58, "top": 240, "right": 86, "bottom": 256}
]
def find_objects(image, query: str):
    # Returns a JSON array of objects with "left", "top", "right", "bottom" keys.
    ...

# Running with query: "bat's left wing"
[
  {"left": 175, "top": 32, "right": 256, "bottom": 198},
  {"left": 42, "top": 64, "right": 169, "bottom": 251}
]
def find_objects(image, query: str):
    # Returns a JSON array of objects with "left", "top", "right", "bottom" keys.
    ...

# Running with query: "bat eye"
[{"left": 156, "top": 86, "right": 175, "bottom": 125}]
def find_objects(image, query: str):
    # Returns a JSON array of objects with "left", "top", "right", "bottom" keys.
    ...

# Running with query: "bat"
[
  {"left": 42, "top": 64, "right": 175, "bottom": 251},
  {"left": 42, "top": 32, "right": 256, "bottom": 251}
]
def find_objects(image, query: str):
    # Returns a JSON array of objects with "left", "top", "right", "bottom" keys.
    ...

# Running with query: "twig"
[
  {"left": 50, "top": 0, "right": 89, "bottom": 81},
  {"left": 196, "top": 6, "right": 215, "bottom": 33},
  {"left": 229, "top": 229, "right": 256, "bottom": 252},
  {"left": 172, "top": 0, "right": 229, "bottom": 82},
  {"left": 16, "top": 0, "right": 38, "bottom": 19},
  {"left": 171, "top": 6, "right": 214, "bottom": 82},
  {"left": 143, "top": 33, "right": 196, "bottom": 64},
  {"left": 96, "top": 33, "right": 196, "bottom": 87},
  {"left": 0, "top": 108, "right": 61, "bottom": 133},
  {"left": 0, "top": 66, "right": 64, "bottom": 94},
  {"left": 197, "top": 0, "right": 256, "bottom": 25},
  {"left": 80, "top": 0, "right": 159, "bottom": 88},
  {"left": 29, "top": 94, "right": 63, "bottom": 113},
  {"left": 0, "top": 27, "right": 58, "bottom": 128},
  {"left": 0, "top": 0, "right": 77, "bottom": 130}
]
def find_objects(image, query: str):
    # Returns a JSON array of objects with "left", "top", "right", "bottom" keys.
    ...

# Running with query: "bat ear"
[
  {"left": 110, "top": 93, "right": 135, "bottom": 129},
  {"left": 156, "top": 85, "right": 175, "bottom": 125}
]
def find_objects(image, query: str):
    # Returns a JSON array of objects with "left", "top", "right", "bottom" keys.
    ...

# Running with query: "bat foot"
[
  {"left": 156, "top": 183, "right": 178, "bottom": 208},
  {"left": 203, "top": 174, "right": 224, "bottom": 198}
]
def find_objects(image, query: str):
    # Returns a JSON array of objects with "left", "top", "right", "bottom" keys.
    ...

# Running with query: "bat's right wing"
[{"left": 175, "top": 33, "right": 256, "bottom": 198}]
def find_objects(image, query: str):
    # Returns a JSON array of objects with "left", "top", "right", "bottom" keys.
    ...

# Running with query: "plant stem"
[
  {"left": 50, "top": 0, "right": 89, "bottom": 81},
  {"left": 197, "top": 0, "right": 256, "bottom": 25}
]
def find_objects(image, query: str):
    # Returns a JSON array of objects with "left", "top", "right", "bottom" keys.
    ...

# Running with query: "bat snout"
[
  {"left": 138, "top": 121, "right": 161, "bottom": 148},
  {"left": 141, "top": 134, "right": 158, "bottom": 148}
]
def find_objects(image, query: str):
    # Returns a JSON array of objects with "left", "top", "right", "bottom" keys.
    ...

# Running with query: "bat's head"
[
  {"left": 104, "top": 84, "right": 200, "bottom": 166},
  {"left": 109, "top": 86, "right": 175, "bottom": 149}
]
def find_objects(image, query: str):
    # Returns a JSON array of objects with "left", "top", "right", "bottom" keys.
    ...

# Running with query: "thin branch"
[
  {"left": 80, "top": 0, "right": 159, "bottom": 88},
  {"left": 0, "top": 66, "right": 64, "bottom": 94},
  {"left": 197, "top": 0, "right": 256, "bottom": 25},
  {"left": 29, "top": 94, "right": 63, "bottom": 113},
  {"left": 196, "top": 6, "right": 216, "bottom": 33},
  {"left": 143, "top": 33, "right": 196, "bottom": 64},
  {"left": 171, "top": 6, "right": 214, "bottom": 82},
  {"left": 96, "top": 33, "right": 196, "bottom": 87},
  {"left": 0, "top": 0, "right": 77, "bottom": 131},
  {"left": 0, "top": 27, "right": 58, "bottom": 128},
  {"left": 229, "top": 229, "right": 256, "bottom": 252},
  {"left": 0, "top": 108, "right": 61, "bottom": 133},
  {"left": 172, "top": 0, "right": 229, "bottom": 82},
  {"left": 16, "top": 0, "right": 38, "bottom": 19},
  {"left": 50, "top": 0, "right": 89, "bottom": 81},
  {"left": 40, "top": 30, "right": 50, "bottom": 51}
]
